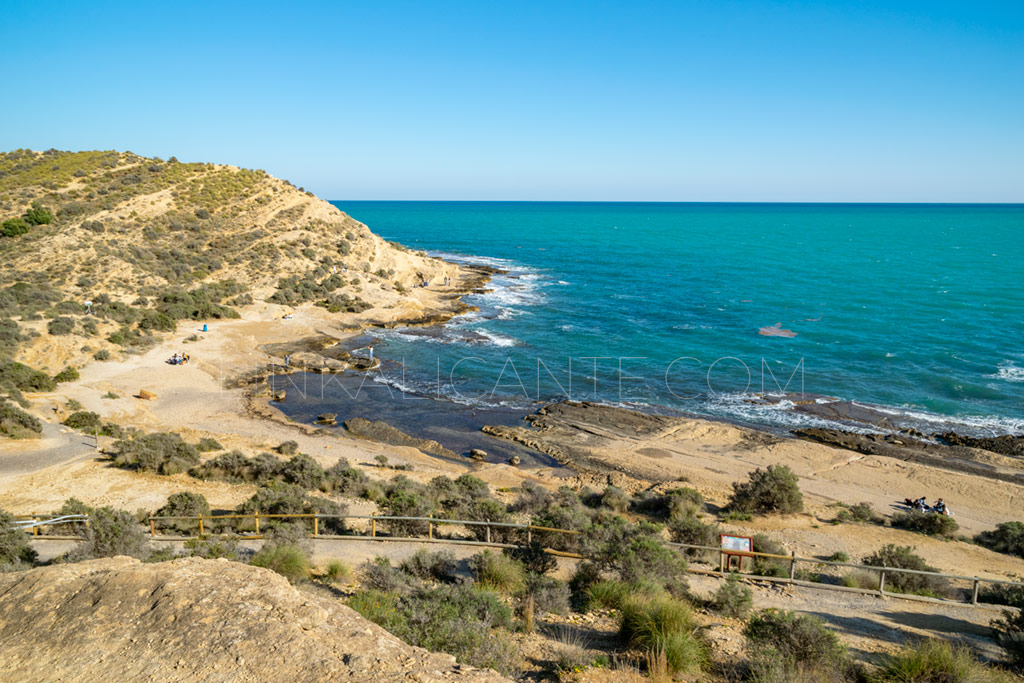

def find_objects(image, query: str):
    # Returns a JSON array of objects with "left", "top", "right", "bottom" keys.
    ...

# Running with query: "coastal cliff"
[{"left": 0, "top": 148, "right": 472, "bottom": 372}]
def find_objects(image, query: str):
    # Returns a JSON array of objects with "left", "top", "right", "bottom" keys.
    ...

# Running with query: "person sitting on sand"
[
  {"left": 183, "top": 353, "right": 189, "bottom": 364},
  {"left": 934, "top": 499, "right": 947, "bottom": 515},
  {"left": 915, "top": 496, "right": 928, "bottom": 511}
]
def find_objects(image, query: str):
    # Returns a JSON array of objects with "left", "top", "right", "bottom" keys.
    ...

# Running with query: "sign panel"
[{"left": 720, "top": 534, "right": 752, "bottom": 553}]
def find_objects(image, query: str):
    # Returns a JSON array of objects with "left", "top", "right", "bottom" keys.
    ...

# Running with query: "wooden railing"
[{"left": 18, "top": 512, "right": 1024, "bottom": 609}]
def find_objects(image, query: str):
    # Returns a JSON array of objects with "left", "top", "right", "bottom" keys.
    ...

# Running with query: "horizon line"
[{"left": 329, "top": 199, "right": 1024, "bottom": 205}]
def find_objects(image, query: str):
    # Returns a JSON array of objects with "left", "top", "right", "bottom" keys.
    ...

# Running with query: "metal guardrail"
[
  {"left": 18, "top": 511, "right": 1024, "bottom": 609},
  {"left": 11, "top": 514, "right": 89, "bottom": 534}
]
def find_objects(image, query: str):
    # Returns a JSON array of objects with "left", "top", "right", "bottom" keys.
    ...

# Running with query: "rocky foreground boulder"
[{"left": 0, "top": 557, "right": 508, "bottom": 682}]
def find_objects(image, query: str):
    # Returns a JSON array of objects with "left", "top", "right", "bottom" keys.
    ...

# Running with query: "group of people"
[
  {"left": 905, "top": 496, "right": 952, "bottom": 515},
  {"left": 167, "top": 352, "right": 190, "bottom": 365}
]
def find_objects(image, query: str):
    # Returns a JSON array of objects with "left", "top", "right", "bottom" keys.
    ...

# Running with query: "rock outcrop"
[
  {"left": 0, "top": 557, "right": 508, "bottom": 682},
  {"left": 343, "top": 417, "right": 458, "bottom": 459}
]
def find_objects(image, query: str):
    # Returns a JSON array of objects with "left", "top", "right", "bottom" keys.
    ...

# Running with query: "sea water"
[{"left": 323, "top": 201, "right": 1023, "bottom": 437}]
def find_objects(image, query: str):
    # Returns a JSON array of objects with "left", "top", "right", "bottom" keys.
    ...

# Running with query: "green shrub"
[
  {"left": 0, "top": 508, "right": 37, "bottom": 568},
  {"left": 529, "top": 574, "right": 570, "bottom": 616},
  {"left": 872, "top": 638, "right": 1015, "bottom": 683},
  {"left": 471, "top": 549, "right": 525, "bottom": 594},
  {"left": 977, "top": 522, "right": 1024, "bottom": 559},
  {"left": 977, "top": 578, "right": 1024, "bottom": 608},
  {"left": 728, "top": 465, "right": 803, "bottom": 514},
  {"left": 280, "top": 453, "right": 325, "bottom": 490},
  {"left": 63, "top": 410, "right": 102, "bottom": 432},
  {"left": 250, "top": 544, "right": 310, "bottom": 583},
  {"left": 68, "top": 506, "right": 149, "bottom": 560},
  {"left": 45, "top": 498, "right": 92, "bottom": 537},
  {"left": 111, "top": 431, "right": 201, "bottom": 475},
  {"left": 598, "top": 485, "right": 630, "bottom": 512},
  {"left": 153, "top": 492, "right": 211, "bottom": 535},
  {"left": 745, "top": 609, "right": 853, "bottom": 681},
  {"left": 588, "top": 580, "right": 633, "bottom": 609},
  {"left": 829, "top": 551, "right": 850, "bottom": 563},
  {"left": 862, "top": 545, "right": 949, "bottom": 597},
  {"left": 48, "top": 317, "right": 76, "bottom": 336},
  {"left": 235, "top": 482, "right": 346, "bottom": 534},
  {"left": 668, "top": 514, "right": 721, "bottom": 560},
  {"left": 841, "top": 569, "right": 880, "bottom": 591},
  {"left": 506, "top": 540, "right": 556, "bottom": 575},
  {"left": 713, "top": 573, "right": 753, "bottom": 618},
  {"left": 993, "top": 605, "right": 1024, "bottom": 671},
  {"left": 53, "top": 366, "right": 80, "bottom": 383},
  {"left": 400, "top": 548, "right": 457, "bottom": 583},
  {"left": 584, "top": 515, "right": 689, "bottom": 596},
  {"left": 23, "top": 201, "right": 53, "bottom": 225},
  {"left": 750, "top": 534, "right": 789, "bottom": 578},
  {"left": 0, "top": 359, "right": 55, "bottom": 391},
  {"left": 350, "top": 583, "right": 518, "bottom": 675},
  {"left": 1, "top": 217, "right": 30, "bottom": 237},
  {"left": 0, "top": 398, "right": 42, "bottom": 438},
  {"left": 834, "top": 502, "right": 881, "bottom": 524},
  {"left": 619, "top": 593, "right": 707, "bottom": 677},
  {"left": 196, "top": 437, "right": 222, "bottom": 452},
  {"left": 360, "top": 556, "right": 421, "bottom": 594},
  {"left": 322, "top": 559, "right": 350, "bottom": 583},
  {"left": 892, "top": 510, "right": 960, "bottom": 538},
  {"left": 277, "top": 440, "right": 299, "bottom": 455}
]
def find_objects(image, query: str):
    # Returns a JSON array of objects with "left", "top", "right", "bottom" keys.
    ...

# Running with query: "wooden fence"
[{"left": 17, "top": 512, "right": 1024, "bottom": 609}]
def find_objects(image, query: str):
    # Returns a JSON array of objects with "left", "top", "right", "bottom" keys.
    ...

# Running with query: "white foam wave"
[
  {"left": 989, "top": 362, "right": 1024, "bottom": 383},
  {"left": 475, "top": 328, "right": 519, "bottom": 347}
]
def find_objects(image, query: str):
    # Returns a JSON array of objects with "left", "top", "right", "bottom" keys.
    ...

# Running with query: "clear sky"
[{"left": 1, "top": 1, "right": 1021, "bottom": 201}]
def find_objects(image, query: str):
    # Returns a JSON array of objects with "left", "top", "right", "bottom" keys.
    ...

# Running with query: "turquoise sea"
[{"left": 325, "top": 202, "right": 1024, "bottom": 437}]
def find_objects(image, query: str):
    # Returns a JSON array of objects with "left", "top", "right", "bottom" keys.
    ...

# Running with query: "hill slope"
[
  {"left": 0, "top": 556, "right": 508, "bottom": 682},
  {"left": 0, "top": 149, "right": 468, "bottom": 372}
]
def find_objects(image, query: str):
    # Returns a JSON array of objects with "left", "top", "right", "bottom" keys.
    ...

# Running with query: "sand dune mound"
[{"left": 0, "top": 557, "right": 508, "bottom": 682}]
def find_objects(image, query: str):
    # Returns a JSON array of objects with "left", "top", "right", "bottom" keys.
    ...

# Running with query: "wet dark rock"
[
  {"left": 933, "top": 432, "right": 1024, "bottom": 457},
  {"left": 316, "top": 413, "right": 337, "bottom": 426},
  {"left": 469, "top": 448, "right": 488, "bottom": 461},
  {"left": 793, "top": 427, "right": 1024, "bottom": 485},
  {"left": 507, "top": 455, "right": 521, "bottom": 466},
  {"left": 343, "top": 417, "right": 457, "bottom": 459}
]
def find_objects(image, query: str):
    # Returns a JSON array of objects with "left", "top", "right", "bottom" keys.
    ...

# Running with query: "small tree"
[
  {"left": 1, "top": 218, "right": 29, "bottom": 237},
  {"left": 23, "top": 201, "right": 53, "bottom": 226},
  {"left": 728, "top": 465, "right": 803, "bottom": 514}
]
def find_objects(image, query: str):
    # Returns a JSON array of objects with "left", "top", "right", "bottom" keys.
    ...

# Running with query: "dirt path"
[{"left": 0, "top": 420, "right": 98, "bottom": 481}]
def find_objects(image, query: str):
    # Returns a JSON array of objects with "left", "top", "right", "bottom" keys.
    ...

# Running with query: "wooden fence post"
[
  {"left": 526, "top": 526, "right": 532, "bottom": 544},
  {"left": 878, "top": 568, "right": 887, "bottom": 595},
  {"left": 32, "top": 514, "right": 38, "bottom": 536},
  {"left": 254, "top": 511, "right": 260, "bottom": 536},
  {"left": 972, "top": 578, "right": 980, "bottom": 605},
  {"left": 371, "top": 513, "right": 376, "bottom": 538},
  {"left": 149, "top": 517, "right": 156, "bottom": 537},
  {"left": 485, "top": 521, "right": 491, "bottom": 544},
  {"left": 198, "top": 513, "right": 204, "bottom": 537},
  {"left": 313, "top": 516, "right": 319, "bottom": 537},
  {"left": 428, "top": 514, "right": 434, "bottom": 540},
  {"left": 789, "top": 550, "right": 797, "bottom": 581}
]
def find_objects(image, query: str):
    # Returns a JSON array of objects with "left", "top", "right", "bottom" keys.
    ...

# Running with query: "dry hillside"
[{"left": 0, "top": 148, "right": 463, "bottom": 373}]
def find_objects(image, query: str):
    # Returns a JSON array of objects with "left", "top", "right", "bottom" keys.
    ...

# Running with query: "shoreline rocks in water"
[
  {"left": 343, "top": 417, "right": 458, "bottom": 459},
  {"left": 793, "top": 427, "right": 1024, "bottom": 485}
]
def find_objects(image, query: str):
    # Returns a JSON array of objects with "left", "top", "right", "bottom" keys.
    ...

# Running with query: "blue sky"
[{"left": 1, "top": 1, "right": 1021, "bottom": 201}]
